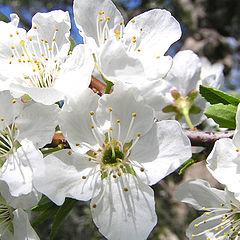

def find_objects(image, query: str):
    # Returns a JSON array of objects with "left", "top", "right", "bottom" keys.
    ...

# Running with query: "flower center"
[{"left": 102, "top": 146, "right": 124, "bottom": 166}]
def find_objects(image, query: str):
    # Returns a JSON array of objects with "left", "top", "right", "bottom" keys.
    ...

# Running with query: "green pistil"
[
  {"left": 162, "top": 89, "right": 201, "bottom": 130},
  {"left": 102, "top": 147, "right": 124, "bottom": 166}
]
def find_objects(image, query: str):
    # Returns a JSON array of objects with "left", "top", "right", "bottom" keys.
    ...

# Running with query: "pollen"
[
  {"left": 132, "top": 113, "right": 137, "bottom": 117},
  {"left": 140, "top": 167, "right": 145, "bottom": 172},
  {"left": 92, "top": 204, "right": 97, "bottom": 208},
  {"left": 68, "top": 151, "right": 72, "bottom": 155},
  {"left": 123, "top": 187, "right": 128, "bottom": 192},
  {"left": 107, "top": 16, "right": 110, "bottom": 20},
  {"left": 108, "top": 107, "right": 113, "bottom": 112},
  {"left": 137, "top": 132, "right": 141, "bottom": 137},
  {"left": 116, "top": 119, "right": 120, "bottom": 123},
  {"left": 82, "top": 176, "right": 87, "bottom": 180},
  {"left": 91, "top": 124, "right": 94, "bottom": 129},
  {"left": 192, "top": 234, "right": 196, "bottom": 238},
  {"left": 99, "top": 18, "right": 103, "bottom": 22},
  {"left": 99, "top": 11, "right": 104, "bottom": 15},
  {"left": 12, "top": 99, "right": 16, "bottom": 104},
  {"left": 33, "top": 26, "right": 37, "bottom": 29},
  {"left": 131, "top": 19, "right": 136, "bottom": 23}
]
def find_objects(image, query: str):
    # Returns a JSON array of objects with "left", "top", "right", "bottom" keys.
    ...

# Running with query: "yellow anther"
[
  {"left": 105, "top": 142, "right": 110, "bottom": 148},
  {"left": 33, "top": 69, "right": 36, "bottom": 72},
  {"left": 23, "top": 60, "right": 26, "bottom": 63},
  {"left": 137, "top": 132, "right": 141, "bottom": 137},
  {"left": 98, "top": 148, "right": 102, "bottom": 152},
  {"left": 88, "top": 157, "right": 92, "bottom": 161},
  {"left": 131, "top": 19, "right": 135, "bottom": 23},
  {"left": 237, "top": 149, "right": 240, "bottom": 152},
  {"left": 207, "top": 238, "right": 210, "bottom": 240},
  {"left": 92, "top": 204, "right": 97, "bottom": 208},
  {"left": 69, "top": 51, "right": 72, "bottom": 55},
  {"left": 45, "top": 58, "right": 48, "bottom": 61},
  {"left": 114, "top": 30, "right": 121, "bottom": 35},
  {"left": 33, "top": 26, "right": 37, "bottom": 29},
  {"left": 14, "top": 126, "right": 18, "bottom": 130},
  {"left": 215, "top": 228, "right": 219, "bottom": 231},
  {"left": 110, "top": 127, "right": 113, "bottom": 131},
  {"left": 93, "top": 152, "right": 97, "bottom": 156},
  {"left": 41, "top": 38, "right": 44, "bottom": 42},
  {"left": 133, "top": 36, "right": 136, "bottom": 40},
  {"left": 49, "top": 47, "right": 52, "bottom": 51},
  {"left": 202, "top": 207, "right": 206, "bottom": 210},
  {"left": 41, "top": 53, "right": 44, "bottom": 57},
  {"left": 194, "top": 224, "right": 198, "bottom": 228},
  {"left": 120, "top": 164, "right": 124, "bottom": 169},
  {"left": 16, "top": 31, "right": 19, "bottom": 35},
  {"left": 117, "top": 172, "right": 121, "bottom": 176},
  {"left": 203, "top": 221, "right": 206, "bottom": 224},
  {"left": 55, "top": 28, "right": 59, "bottom": 31},
  {"left": 107, "top": 16, "right": 110, "bottom": 20},
  {"left": 206, "top": 212, "right": 210, "bottom": 216},
  {"left": 90, "top": 111, "right": 94, "bottom": 115},
  {"left": 54, "top": 60, "right": 57, "bottom": 63},
  {"left": 99, "top": 11, "right": 104, "bottom": 15},
  {"left": 68, "top": 151, "right": 72, "bottom": 155},
  {"left": 32, "top": 54, "right": 36, "bottom": 56},
  {"left": 18, "top": 59, "right": 21, "bottom": 63},
  {"left": 91, "top": 125, "right": 94, "bottom": 129},
  {"left": 140, "top": 27, "right": 143, "bottom": 31},
  {"left": 12, "top": 99, "right": 16, "bottom": 104},
  {"left": 123, "top": 188, "right": 128, "bottom": 192},
  {"left": 10, "top": 34, "right": 13, "bottom": 37},
  {"left": 125, "top": 147, "right": 129, "bottom": 152},
  {"left": 11, "top": 54, "right": 14, "bottom": 58},
  {"left": 116, "top": 158, "right": 121, "bottom": 162},
  {"left": 82, "top": 176, "right": 87, "bottom": 180},
  {"left": 113, "top": 174, "right": 117, "bottom": 178},
  {"left": 99, "top": 18, "right": 103, "bottom": 22},
  {"left": 21, "top": 53, "right": 24, "bottom": 56},
  {"left": 132, "top": 113, "right": 137, "bottom": 117},
  {"left": 156, "top": 56, "right": 160, "bottom": 59},
  {"left": 11, "top": 46, "right": 15, "bottom": 49},
  {"left": 192, "top": 234, "right": 195, "bottom": 238},
  {"left": 116, "top": 119, "right": 120, "bottom": 123},
  {"left": 9, "top": 61, "right": 12, "bottom": 64},
  {"left": 52, "top": 38, "right": 56, "bottom": 42},
  {"left": 4, "top": 131, "right": 8, "bottom": 136},
  {"left": 29, "top": 37, "right": 32, "bottom": 41},
  {"left": 137, "top": 48, "right": 141, "bottom": 52},
  {"left": 221, "top": 226, "right": 224, "bottom": 229},
  {"left": 140, "top": 168, "right": 145, "bottom": 172},
  {"left": 101, "top": 166, "right": 106, "bottom": 171},
  {"left": 221, "top": 203, "right": 225, "bottom": 207},
  {"left": 132, "top": 39, "right": 136, "bottom": 43},
  {"left": 120, "top": 22, "right": 123, "bottom": 25},
  {"left": 0, "top": 118, "right": 4, "bottom": 121},
  {"left": 108, "top": 107, "right": 113, "bottom": 112}
]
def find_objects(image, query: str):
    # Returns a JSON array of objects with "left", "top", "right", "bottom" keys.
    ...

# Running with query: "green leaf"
[
  {"left": 31, "top": 195, "right": 56, "bottom": 212},
  {"left": 200, "top": 85, "right": 240, "bottom": 106},
  {"left": 69, "top": 36, "right": 76, "bottom": 52},
  {"left": 50, "top": 198, "right": 78, "bottom": 240},
  {"left": 32, "top": 204, "right": 59, "bottom": 228},
  {"left": 0, "top": 11, "right": 10, "bottom": 23},
  {"left": 204, "top": 103, "right": 237, "bottom": 129}
]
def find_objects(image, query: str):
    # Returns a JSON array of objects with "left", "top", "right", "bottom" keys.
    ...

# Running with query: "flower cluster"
[{"left": 0, "top": 0, "right": 227, "bottom": 239}]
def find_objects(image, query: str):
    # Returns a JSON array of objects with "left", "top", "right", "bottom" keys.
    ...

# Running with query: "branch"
[{"left": 184, "top": 130, "right": 234, "bottom": 148}]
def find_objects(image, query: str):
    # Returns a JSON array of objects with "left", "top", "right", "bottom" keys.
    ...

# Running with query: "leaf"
[
  {"left": 204, "top": 103, "right": 237, "bottom": 129},
  {"left": 200, "top": 85, "right": 240, "bottom": 106},
  {"left": 50, "top": 198, "right": 78, "bottom": 240},
  {"left": 0, "top": 11, "right": 10, "bottom": 23},
  {"left": 32, "top": 204, "right": 59, "bottom": 228},
  {"left": 31, "top": 195, "right": 56, "bottom": 212}
]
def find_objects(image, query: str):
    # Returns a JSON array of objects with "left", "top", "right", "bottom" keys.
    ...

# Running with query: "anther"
[
  {"left": 16, "top": 31, "right": 19, "bottom": 35},
  {"left": 140, "top": 167, "right": 145, "bottom": 172},
  {"left": 88, "top": 157, "right": 91, "bottom": 161},
  {"left": 137, "top": 49, "right": 141, "bottom": 52},
  {"left": 11, "top": 46, "right": 15, "bottom": 49},
  {"left": 123, "top": 188, "right": 128, "bottom": 192},
  {"left": 82, "top": 176, "right": 87, "bottom": 180},
  {"left": 156, "top": 56, "right": 160, "bottom": 59},
  {"left": 55, "top": 28, "right": 59, "bottom": 31},
  {"left": 140, "top": 27, "right": 143, "bottom": 31},
  {"left": 202, "top": 207, "right": 206, "bottom": 210},
  {"left": 194, "top": 224, "right": 198, "bottom": 228},
  {"left": 33, "top": 26, "right": 37, "bottom": 29},
  {"left": 137, "top": 132, "right": 141, "bottom": 137},
  {"left": 29, "top": 37, "right": 32, "bottom": 41},
  {"left": 14, "top": 126, "right": 18, "bottom": 130},
  {"left": 237, "top": 149, "right": 240, "bottom": 152},
  {"left": 131, "top": 19, "right": 136, "bottom": 23},
  {"left": 108, "top": 107, "right": 113, "bottom": 112},
  {"left": 0, "top": 118, "right": 4, "bottom": 121},
  {"left": 91, "top": 125, "right": 94, "bottom": 129},
  {"left": 68, "top": 151, "right": 72, "bottom": 155},
  {"left": 99, "top": 11, "right": 104, "bottom": 15},
  {"left": 99, "top": 18, "right": 103, "bottom": 22},
  {"left": 120, "top": 22, "right": 123, "bottom": 25},
  {"left": 107, "top": 16, "right": 110, "bottom": 20},
  {"left": 10, "top": 34, "right": 13, "bottom": 37},
  {"left": 117, "top": 172, "right": 121, "bottom": 176},
  {"left": 113, "top": 175, "right": 117, "bottom": 179},
  {"left": 116, "top": 119, "right": 120, "bottom": 123},
  {"left": 109, "top": 127, "right": 113, "bottom": 131},
  {"left": 92, "top": 204, "right": 97, "bottom": 208},
  {"left": 76, "top": 143, "right": 80, "bottom": 146},
  {"left": 12, "top": 99, "right": 16, "bottom": 104},
  {"left": 132, "top": 113, "right": 137, "bottom": 117}
]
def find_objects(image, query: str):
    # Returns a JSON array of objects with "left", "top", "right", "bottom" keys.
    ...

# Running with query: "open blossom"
[
  {"left": 157, "top": 50, "right": 224, "bottom": 128},
  {"left": 73, "top": 0, "right": 181, "bottom": 82},
  {"left": 0, "top": 180, "right": 40, "bottom": 240},
  {"left": 0, "top": 90, "right": 58, "bottom": 196},
  {"left": 0, "top": 10, "right": 94, "bottom": 105},
  {"left": 176, "top": 179, "right": 240, "bottom": 240},
  {"left": 207, "top": 103, "right": 240, "bottom": 201},
  {"left": 30, "top": 83, "right": 191, "bottom": 240}
]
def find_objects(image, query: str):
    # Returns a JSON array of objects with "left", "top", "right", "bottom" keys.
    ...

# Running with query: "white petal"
[
  {"left": 60, "top": 88, "right": 101, "bottom": 153},
  {"left": 91, "top": 175, "right": 157, "bottom": 240},
  {"left": 16, "top": 103, "right": 59, "bottom": 148},
  {"left": 31, "top": 150, "right": 101, "bottom": 206},
  {"left": 165, "top": 50, "right": 201, "bottom": 95},
  {"left": 97, "top": 82, "right": 154, "bottom": 143},
  {"left": 12, "top": 209, "right": 40, "bottom": 240},
  {"left": 207, "top": 138, "right": 240, "bottom": 195},
  {"left": 176, "top": 179, "right": 230, "bottom": 210},
  {"left": 132, "top": 120, "right": 191, "bottom": 185},
  {"left": 55, "top": 44, "right": 94, "bottom": 98},
  {"left": 0, "top": 139, "right": 43, "bottom": 197},
  {"left": 73, "top": 0, "right": 124, "bottom": 46},
  {"left": 98, "top": 39, "right": 146, "bottom": 84},
  {"left": 0, "top": 180, "right": 41, "bottom": 210},
  {"left": 233, "top": 103, "right": 240, "bottom": 147},
  {"left": 124, "top": 9, "right": 181, "bottom": 56},
  {"left": 27, "top": 10, "right": 71, "bottom": 60}
]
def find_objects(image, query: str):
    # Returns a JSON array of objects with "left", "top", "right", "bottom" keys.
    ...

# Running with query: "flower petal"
[{"left": 91, "top": 174, "right": 157, "bottom": 240}]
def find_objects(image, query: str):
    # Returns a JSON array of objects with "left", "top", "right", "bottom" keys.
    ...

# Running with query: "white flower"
[
  {"left": 73, "top": 0, "right": 181, "bottom": 81},
  {"left": 207, "top": 103, "right": 240, "bottom": 201},
  {"left": 176, "top": 179, "right": 240, "bottom": 240},
  {"left": 0, "top": 11, "right": 94, "bottom": 105},
  {"left": 31, "top": 83, "right": 191, "bottom": 240},
  {"left": 0, "top": 180, "right": 40, "bottom": 240},
  {"left": 159, "top": 50, "right": 224, "bottom": 128},
  {"left": 0, "top": 90, "right": 58, "bottom": 196}
]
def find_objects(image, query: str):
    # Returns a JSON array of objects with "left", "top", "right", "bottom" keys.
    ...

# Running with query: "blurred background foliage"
[{"left": 0, "top": 0, "right": 240, "bottom": 239}]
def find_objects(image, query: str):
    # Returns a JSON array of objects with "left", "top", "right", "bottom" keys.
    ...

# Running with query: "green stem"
[
  {"left": 183, "top": 110, "right": 195, "bottom": 130},
  {"left": 41, "top": 144, "right": 64, "bottom": 155},
  {"left": 105, "top": 80, "right": 114, "bottom": 94}
]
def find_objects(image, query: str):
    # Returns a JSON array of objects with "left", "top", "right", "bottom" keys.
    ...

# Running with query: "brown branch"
[
  {"left": 184, "top": 130, "right": 235, "bottom": 148},
  {"left": 89, "top": 76, "right": 113, "bottom": 95}
]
